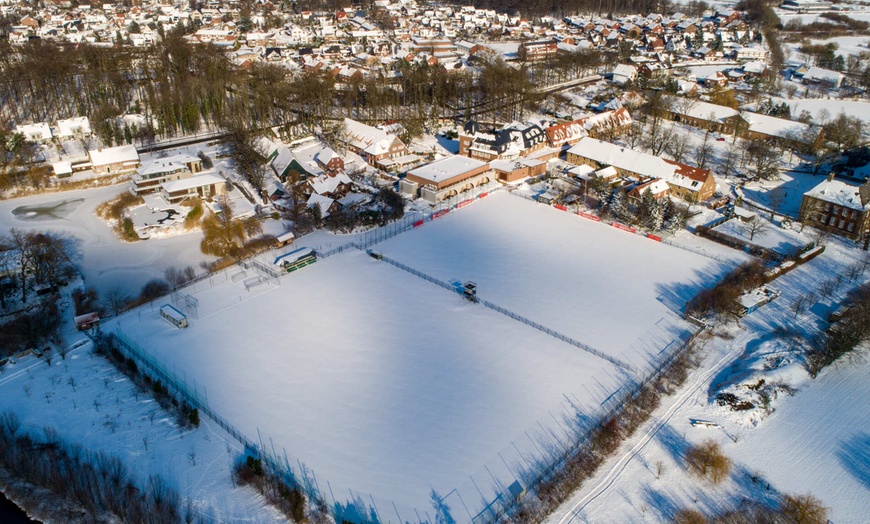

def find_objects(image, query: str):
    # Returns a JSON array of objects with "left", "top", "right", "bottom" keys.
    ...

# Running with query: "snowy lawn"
[
  {"left": 712, "top": 218, "right": 811, "bottom": 255},
  {"left": 772, "top": 97, "right": 870, "bottom": 125},
  {"left": 377, "top": 193, "right": 744, "bottom": 371},
  {"left": 740, "top": 170, "right": 830, "bottom": 219},
  {"left": 106, "top": 247, "right": 631, "bottom": 522}
]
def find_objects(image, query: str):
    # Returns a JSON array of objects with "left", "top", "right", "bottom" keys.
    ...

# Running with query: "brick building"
[{"left": 800, "top": 175, "right": 870, "bottom": 240}]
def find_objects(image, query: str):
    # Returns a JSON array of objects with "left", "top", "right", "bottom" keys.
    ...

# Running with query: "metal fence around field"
[{"left": 104, "top": 184, "right": 711, "bottom": 524}]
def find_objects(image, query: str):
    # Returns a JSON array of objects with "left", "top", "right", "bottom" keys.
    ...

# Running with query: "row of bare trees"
[
  {"left": 0, "top": 411, "right": 191, "bottom": 523},
  {"left": 0, "top": 228, "right": 79, "bottom": 305}
]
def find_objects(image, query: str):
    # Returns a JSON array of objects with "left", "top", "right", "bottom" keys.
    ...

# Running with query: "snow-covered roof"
[
  {"left": 407, "top": 155, "right": 488, "bottom": 183},
  {"left": 308, "top": 172, "right": 352, "bottom": 195},
  {"left": 138, "top": 154, "right": 199, "bottom": 177},
  {"left": 56, "top": 116, "right": 91, "bottom": 137},
  {"left": 803, "top": 66, "right": 843, "bottom": 83},
  {"left": 742, "top": 112, "right": 818, "bottom": 143},
  {"left": 15, "top": 122, "right": 52, "bottom": 140},
  {"left": 275, "top": 231, "right": 296, "bottom": 243},
  {"left": 568, "top": 164, "right": 595, "bottom": 179},
  {"left": 568, "top": 138, "right": 674, "bottom": 179},
  {"left": 668, "top": 97, "right": 738, "bottom": 123},
  {"left": 307, "top": 193, "right": 335, "bottom": 216},
  {"left": 804, "top": 178, "right": 870, "bottom": 211},
  {"left": 52, "top": 161, "right": 72, "bottom": 175},
  {"left": 89, "top": 144, "right": 139, "bottom": 167},
  {"left": 342, "top": 118, "right": 402, "bottom": 156},
  {"left": 161, "top": 173, "right": 225, "bottom": 193}
]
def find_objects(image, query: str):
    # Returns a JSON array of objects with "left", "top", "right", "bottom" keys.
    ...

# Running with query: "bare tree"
[
  {"left": 666, "top": 130, "right": 692, "bottom": 163},
  {"left": 745, "top": 140, "right": 780, "bottom": 181},
  {"left": 685, "top": 440, "right": 731, "bottom": 484},
  {"left": 693, "top": 130, "right": 714, "bottom": 170},
  {"left": 780, "top": 493, "right": 828, "bottom": 524},
  {"left": 103, "top": 286, "right": 130, "bottom": 317},
  {"left": 743, "top": 219, "right": 770, "bottom": 241},
  {"left": 792, "top": 292, "right": 815, "bottom": 319},
  {"left": 767, "top": 187, "right": 787, "bottom": 220}
]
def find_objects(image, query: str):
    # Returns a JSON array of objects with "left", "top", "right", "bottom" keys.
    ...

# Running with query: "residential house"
[
  {"left": 15, "top": 122, "right": 52, "bottom": 142},
  {"left": 566, "top": 137, "right": 716, "bottom": 202},
  {"left": 89, "top": 144, "right": 140, "bottom": 175},
  {"left": 340, "top": 118, "right": 409, "bottom": 167},
  {"left": 131, "top": 154, "right": 203, "bottom": 195},
  {"left": 611, "top": 63, "right": 638, "bottom": 86},
  {"left": 459, "top": 121, "right": 550, "bottom": 162},
  {"left": 160, "top": 173, "right": 227, "bottom": 205}
]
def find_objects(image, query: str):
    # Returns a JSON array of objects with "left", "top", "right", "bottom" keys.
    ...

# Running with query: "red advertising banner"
[
  {"left": 611, "top": 222, "right": 636, "bottom": 233},
  {"left": 456, "top": 199, "right": 474, "bottom": 209},
  {"left": 413, "top": 220, "right": 424, "bottom": 228},
  {"left": 578, "top": 211, "right": 601, "bottom": 222},
  {"left": 478, "top": 192, "right": 488, "bottom": 199},
  {"left": 554, "top": 204, "right": 568, "bottom": 211},
  {"left": 432, "top": 209, "right": 449, "bottom": 220},
  {"left": 647, "top": 234, "right": 662, "bottom": 242}
]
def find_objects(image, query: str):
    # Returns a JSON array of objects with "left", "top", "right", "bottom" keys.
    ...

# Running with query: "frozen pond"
[
  {"left": 0, "top": 185, "right": 214, "bottom": 297},
  {"left": 11, "top": 198, "right": 85, "bottom": 221}
]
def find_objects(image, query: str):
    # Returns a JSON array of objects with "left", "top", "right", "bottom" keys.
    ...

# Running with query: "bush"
[
  {"left": 183, "top": 199, "right": 204, "bottom": 229},
  {"left": 781, "top": 493, "right": 828, "bottom": 524},
  {"left": 139, "top": 278, "right": 170, "bottom": 302},
  {"left": 685, "top": 440, "right": 731, "bottom": 484},
  {"left": 673, "top": 508, "right": 707, "bottom": 524},
  {"left": 120, "top": 217, "right": 139, "bottom": 242},
  {"left": 686, "top": 261, "right": 768, "bottom": 319},
  {"left": 96, "top": 192, "right": 142, "bottom": 221}
]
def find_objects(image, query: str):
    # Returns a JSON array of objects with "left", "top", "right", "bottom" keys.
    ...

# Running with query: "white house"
[
  {"left": 612, "top": 64, "right": 638, "bottom": 86},
  {"left": 15, "top": 122, "right": 52, "bottom": 142},
  {"left": 56, "top": 117, "right": 92, "bottom": 138}
]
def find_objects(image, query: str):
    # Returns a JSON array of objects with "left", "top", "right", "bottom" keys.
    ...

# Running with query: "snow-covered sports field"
[
  {"left": 378, "top": 193, "right": 737, "bottom": 371},
  {"left": 107, "top": 193, "right": 742, "bottom": 521}
]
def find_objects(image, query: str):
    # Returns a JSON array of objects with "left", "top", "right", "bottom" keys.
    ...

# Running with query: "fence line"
[
  {"left": 368, "top": 249, "right": 635, "bottom": 373},
  {"left": 108, "top": 330, "right": 320, "bottom": 505},
  {"left": 104, "top": 185, "right": 714, "bottom": 524},
  {"left": 479, "top": 299, "right": 635, "bottom": 373},
  {"left": 475, "top": 319, "right": 709, "bottom": 524}
]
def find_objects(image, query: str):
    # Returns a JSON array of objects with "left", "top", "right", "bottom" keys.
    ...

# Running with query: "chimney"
[{"left": 827, "top": 172, "right": 835, "bottom": 182}]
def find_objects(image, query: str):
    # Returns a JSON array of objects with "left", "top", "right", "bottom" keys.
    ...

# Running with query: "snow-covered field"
[
  {"left": 543, "top": 236, "right": 870, "bottom": 524},
  {"left": 771, "top": 97, "right": 870, "bottom": 125},
  {"left": 377, "top": 193, "right": 742, "bottom": 372},
  {"left": 103, "top": 193, "right": 745, "bottom": 522},
  {"left": 0, "top": 343, "right": 286, "bottom": 523},
  {"left": 107, "top": 249, "right": 628, "bottom": 521}
]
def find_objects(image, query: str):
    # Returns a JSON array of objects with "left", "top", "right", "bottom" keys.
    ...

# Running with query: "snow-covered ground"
[
  {"left": 771, "top": 97, "right": 870, "bottom": 125},
  {"left": 0, "top": 343, "right": 286, "bottom": 523},
  {"left": 0, "top": 184, "right": 215, "bottom": 297},
  {"left": 377, "top": 193, "right": 744, "bottom": 372},
  {"left": 712, "top": 218, "right": 810, "bottom": 254},
  {"left": 102, "top": 193, "right": 747, "bottom": 522},
  {"left": 543, "top": 235, "right": 870, "bottom": 524},
  {"left": 106, "top": 248, "right": 628, "bottom": 521}
]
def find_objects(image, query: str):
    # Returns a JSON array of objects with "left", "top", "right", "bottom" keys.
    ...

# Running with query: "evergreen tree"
[
  {"left": 604, "top": 187, "right": 627, "bottom": 220},
  {"left": 649, "top": 199, "right": 664, "bottom": 231}
]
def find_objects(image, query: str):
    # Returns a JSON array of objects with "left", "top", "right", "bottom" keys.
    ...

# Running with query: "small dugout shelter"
[{"left": 160, "top": 304, "right": 189, "bottom": 328}]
